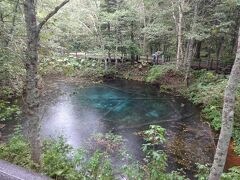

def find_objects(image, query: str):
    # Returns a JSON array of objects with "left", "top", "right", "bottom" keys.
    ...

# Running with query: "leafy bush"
[
  {"left": 181, "top": 70, "right": 240, "bottom": 153},
  {"left": 0, "top": 126, "right": 189, "bottom": 179},
  {"left": 145, "top": 64, "right": 176, "bottom": 82},
  {"left": 122, "top": 162, "right": 145, "bottom": 179},
  {"left": 0, "top": 49, "right": 25, "bottom": 98},
  {"left": 0, "top": 100, "right": 21, "bottom": 122},
  {"left": 195, "top": 163, "right": 210, "bottom": 180},
  {"left": 186, "top": 70, "right": 227, "bottom": 130},
  {"left": 40, "top": 56, "right": 106, "bottom": 79},
  {"left": 221, "top": 167, "right": 240, "bottom": 179},
  {"left": 195, "top": 164, "right": 240, "bottom": 180},
  {"left": 42, "top": 137, "right": 82, "bottom": 179},
  {"left": 0, "top": 127, "right": 35, "bottom": 169},
  {"left": 84, "top": 151, "right": 113, "bottom": 179},
  {"left": 103, "top": 68, "right": 118, "bottom": 79},
  {"left": 42, "top": 136, "right": 114, "bottom": 180},
  {"left": 141, "top": 125, "right": 168, "bottom": 179}
]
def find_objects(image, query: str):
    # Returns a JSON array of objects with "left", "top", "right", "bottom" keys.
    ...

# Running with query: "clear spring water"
[{"left": 38, "top": 79, "right": 215, "bottom": 176}]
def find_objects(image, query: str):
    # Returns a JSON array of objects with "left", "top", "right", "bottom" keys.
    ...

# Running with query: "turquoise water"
[
  {"left": 40, "top": 79, "right": 215, "bottom": 175},
  {"left": 74, "top": 85, "right": 176, "bottom": 127}
]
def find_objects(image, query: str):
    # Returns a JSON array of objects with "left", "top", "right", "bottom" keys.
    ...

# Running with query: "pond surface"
[{"left": 26, "top": 79, "right": 214, "bottom": 177}]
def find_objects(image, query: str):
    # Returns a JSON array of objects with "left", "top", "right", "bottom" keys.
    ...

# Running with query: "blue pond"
[{"left": 40, "top": 79, "right": 215, "bottom": 174}]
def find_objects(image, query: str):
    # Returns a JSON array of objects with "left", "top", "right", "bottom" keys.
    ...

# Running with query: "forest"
[{"left": 0, "top": 0, "right": 240, "bottom": 179}]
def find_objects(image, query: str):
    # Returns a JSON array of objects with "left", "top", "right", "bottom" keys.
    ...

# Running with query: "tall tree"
[
  {"left": 184, "top": 1, "right": 198, "bottom": 84},
  {"left": 209, "top": 27, "right": 240, "bottom": 179},
  {"left": 23, "top": 0, "right": 69, "bottom": 163},
  {"left": 171, "top": 0, "right": 185, "bottom": 70}
]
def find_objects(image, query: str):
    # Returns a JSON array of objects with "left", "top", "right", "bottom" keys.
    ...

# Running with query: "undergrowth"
[
  {"left": 146, "top": 64, "right": 240, "bottom": 155},
  {"left": 185, "top": 70, "right": 240, "bottom": 154},
  {"left": 2, "top": 125, "right": 240, "bottom": 179},
  {"left": 39, "top": 56, "right": 118, "bottom": 80},
  {"left": 1, "top": 126, "right": 240, "bottom": 179},
  {"left": 145, "top": 64, "right": 176, "bottom": 83},
  {"left": 0, "top": 125, "right": 188, "bottom": 180},
  {"left": 0, "top": 100, "right": 21, "bottom": 122},
  {"left": 0, "top": 127, "right": 36, "bottom": 170},
  {"left": 195, "top": 163, "right": 240, "bottom": 180}
]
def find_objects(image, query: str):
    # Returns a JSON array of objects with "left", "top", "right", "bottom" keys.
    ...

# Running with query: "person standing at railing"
[{"left": 152, "top": 53, "right": 157, "bottom": 65}]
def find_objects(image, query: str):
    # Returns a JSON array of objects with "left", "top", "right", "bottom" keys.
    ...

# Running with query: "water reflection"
[{"left": 41, "top": 92, "right": 105, "bottom": 147}]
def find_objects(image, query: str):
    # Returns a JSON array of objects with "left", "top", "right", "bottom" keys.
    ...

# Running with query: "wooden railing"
[{"left": 0, "top": 160, "right": 52, "bottom": 180}]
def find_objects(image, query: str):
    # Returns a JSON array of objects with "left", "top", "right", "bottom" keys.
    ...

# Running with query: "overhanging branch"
[{"left": 37, "top": 0, "right": 70, "bottom": 33}]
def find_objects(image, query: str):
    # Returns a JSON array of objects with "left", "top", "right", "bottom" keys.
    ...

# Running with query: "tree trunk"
[
  {"left": 176, "top": 0, "right": 184, "bottom": 70},
  {"left": 107, "top": 21, "right": 111, "bottom": 60},
  {"left": 104, "top": 58, "right": 108, "bottom": 71},
  {"left": 207, "top": 44, "right": 211, "bottom": 70},
  {"left": 232, "top": 11, "right": 240, "bottom": 54},
  {"left": 209, "top": 27, "right": 240, "bottom": 180},
  {"left": 23, "top": 0, "right": 69, "bottom": 164},
  {"left": 184, "top": 40, "right": 190, "bottom": 66},
  {"left": 115, "top": 44, "right": 118, "bottom": 67},
  {"left": 5, "top": 0, "right": 19, "bottom": 46},
  {"left": 115, "top": 21, "right": 119, "bottom": 67},
  {"left": 195, "top": 41, "right": 201, "bottom": 60},
  {"left": 184, "top": 2, "right": 198, "bottom": 84},
  {"left": 141, "top": 0, "right": 147, "bottom": 55},
  {"left": 130, "top": 21, "right": 135, "bottom": 64},
  {"left": 184, "top": 38, "right": 194, "bottom": 84},
  {"left": 216, "top": 37, "right": 224, "bottom": 73},
  {"left": 23, "top": 0, "right": 41, "bottom": 164}
]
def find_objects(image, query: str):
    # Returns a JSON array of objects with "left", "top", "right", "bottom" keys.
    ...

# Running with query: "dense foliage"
[
  {"left": 2, "top": 125, "right": 240, "bottom": 179},
  {"left": 0, "top": 100, "right": 21, "bottom": 122},
  {"left": 0, "top": 0, "right": 240, "bottom": 179},
  {"left": 39, "top": 56, "right": 118, "bottom": 79},
  {"left": 145, "top": 65, "right": 240, "bottom": 155},
  {"left": 0, "top": 126, "right": 189, "bottom": 180}
]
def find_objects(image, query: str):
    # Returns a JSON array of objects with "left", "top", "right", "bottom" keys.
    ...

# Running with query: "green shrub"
[
  {"left": 195, "top": 163, "right": 210, "bottom": 180},
  {"left": 1, "top": 126, "right": 188, "bottom": 179},
  {"left": 42, "top": 137, "right": 83, "bottom": 179},
  {"left": 0, "top": 127, "right": 35, "bottom": 169},
  {"left": 195, "top": 164, "right": 240, "bottom": 180},
  {"left": 84, "top": 151, "right": 113, "bottom": 179},
  {"left": 221, "top": 167, "right": 240, "bottom": 179},
  {"left": 42, "top": 136, "right": 114, "bottom": 180},
  {"left": 122, "top": 162, "right": 145, "bottom": 179},
  {"left": 141, "top": 125, "right": 168, "bottom": 179},
  {"left": 185, "top": 70, "right": 227, "bottom": 130},
  {"left": 0, "top": 100, "right": 21, "bottom": 122},
  {"left": 39, "top": 56, "right": 106, "bottom": 79},
  {"left": 0, "top": 49, "right": 25, "bottom": 98},
  {"left": 145, "top": 64, "right": 176, "bottom": 82}
]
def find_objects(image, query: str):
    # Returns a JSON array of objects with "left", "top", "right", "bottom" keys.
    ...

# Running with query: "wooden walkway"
[{"left": 69, "top": 52, "right": 232, "bottom": 74}]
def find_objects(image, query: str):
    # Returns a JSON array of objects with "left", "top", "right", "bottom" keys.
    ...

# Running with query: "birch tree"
[
  {"left": 209, "top": 27, "right": 240, "bottom": 180},
  {"left": 171, "top": 0, "right": 185, "bottom": 70}
]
